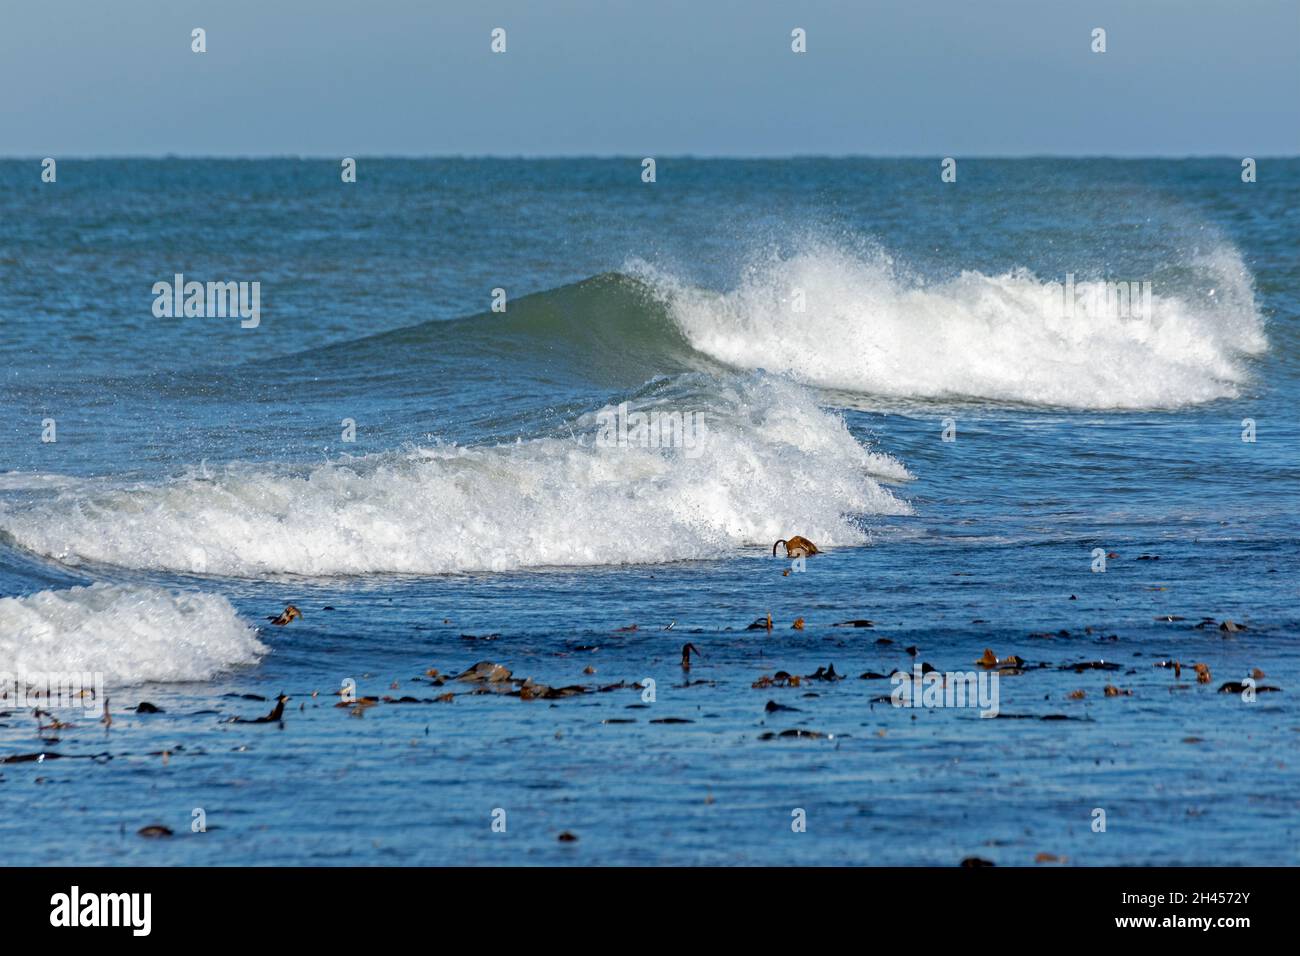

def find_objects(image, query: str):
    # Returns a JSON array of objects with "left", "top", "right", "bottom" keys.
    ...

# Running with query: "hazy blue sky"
[{"left": 3, "top": 0, "right": 1296, "bottom": 156}]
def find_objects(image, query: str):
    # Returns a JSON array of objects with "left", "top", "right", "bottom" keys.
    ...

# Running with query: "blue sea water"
[{"left": 0, "top": 158, "right": 1297, "bottom": 864}]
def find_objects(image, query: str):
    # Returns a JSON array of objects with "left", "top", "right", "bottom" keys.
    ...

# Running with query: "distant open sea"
[{"left": 1, "top": 158, "right": 1297, "bottom": 864}]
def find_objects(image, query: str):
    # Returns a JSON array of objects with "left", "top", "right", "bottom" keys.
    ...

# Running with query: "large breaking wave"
[
  {"left": 0, "top": 377, "right": 910, "bottom": 576},
  {"left": 633, "top": 240, "right": 1265, "bottom": 408}
]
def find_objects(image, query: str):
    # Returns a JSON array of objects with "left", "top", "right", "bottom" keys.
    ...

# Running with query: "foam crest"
[
  {"left": 0, "top": 584, "right": 265, "bottom": 684},
  {"left": 0, "top": 378, "right": 911, "bottom": 576},
  {"left": 635, "top": 241, "right": 1266, "bottom": 408}
]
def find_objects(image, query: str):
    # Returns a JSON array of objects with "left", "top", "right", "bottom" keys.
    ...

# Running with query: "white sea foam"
[
  {"left": 634, "top": 241, "right": 1266, "bottom": 408},
  {"left": 0, "top": 379, "right": 910, "bottom": 576},
  {"left": 0, "top": 584, "right": 265, "bottom": 684}
]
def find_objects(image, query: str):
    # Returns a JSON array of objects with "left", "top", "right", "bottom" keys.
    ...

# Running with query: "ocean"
[{"left": 0, "top": 158, "right": 1296, "bottom": 864}]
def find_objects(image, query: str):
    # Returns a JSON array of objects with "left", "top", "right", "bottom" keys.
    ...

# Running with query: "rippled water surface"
[{"left": 1, "top": 159, "right": 1297, "bottom": 864}]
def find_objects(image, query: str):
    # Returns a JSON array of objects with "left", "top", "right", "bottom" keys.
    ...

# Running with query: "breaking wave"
[
  {"left": 0, "top": 584, "right": 265, "bottom": 685},
  {"left": 0, "top": 377, "right": 911, "bottom": 576},
  {"left": 632, "top": 240, "right": 1265, "bottom": 408}
]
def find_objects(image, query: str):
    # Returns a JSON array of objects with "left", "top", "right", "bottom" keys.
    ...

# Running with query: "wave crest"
[
  {"left": 0, "top": 377, "right": 911, "bottom": 576},
  {"left": 0, "top": 584, "right": 265, "bottom": 685},
  {"left": 634, "top": 240, "right": 1266, "bottom": 408}
]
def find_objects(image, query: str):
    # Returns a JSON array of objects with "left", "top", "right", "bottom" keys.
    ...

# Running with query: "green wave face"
[{"left": 315, "top": 272, "right": 715, "bottom": 393}]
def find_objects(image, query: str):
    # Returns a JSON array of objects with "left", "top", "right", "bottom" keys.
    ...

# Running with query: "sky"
[{"left": 1, "top": 0, "right": 1296, "bottom": 157}]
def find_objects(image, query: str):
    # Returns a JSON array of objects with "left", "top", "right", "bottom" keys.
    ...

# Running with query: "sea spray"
[
  {"left": 632, "top": 240, "right": 1265, "bottom": 409},
  {"left": 0, "top": 377, "right": 911, "bottom": 576}
]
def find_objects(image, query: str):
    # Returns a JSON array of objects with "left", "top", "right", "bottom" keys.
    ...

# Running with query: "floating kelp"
[
  {"left": 335, "top": 696, "right": 379, "bottom": 708},
  {"left": 805, "top": 664, "right": 843, "bottom": 682},
  {"left": 1218, "top": 681, "right": 1282, "bottom": 694},
  {"left": 1153, "top": 659, "right": 1184, "bottom": 679},
  {"left": 1, "top": 751, "right": 64, "bottom": 764},
  {"left": 773, "top": 536, "right": 819, "bottom": 559},
  {"left": 992, "top": 714, "right": 1087, "bottom": 721},
  {"left": 890, "top": 662, "right": 938, "bottom": 680},
  {"left": 227, "top": 694, "right": 289, "bottom": 724},
  {"left": 34, "top": 710, "right": 73, "bottom": 732},
  {"left": 266, "top": 605, "right": 302, "bottom": 626},
  {"left": 752, "top": 669, "right": 807, "bottom": 689},
  {"left": 454, "top": 661, "right": 513, "bottom": 683},
  {"left": 1059, "top": 661, "right": 1120, "bottom": 672},
  {"left": 517, "top": 679, "right": 588, "bottom": 701},
  {"left": 976, "top": 648, "right": 1024, "bottom": 669}
]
